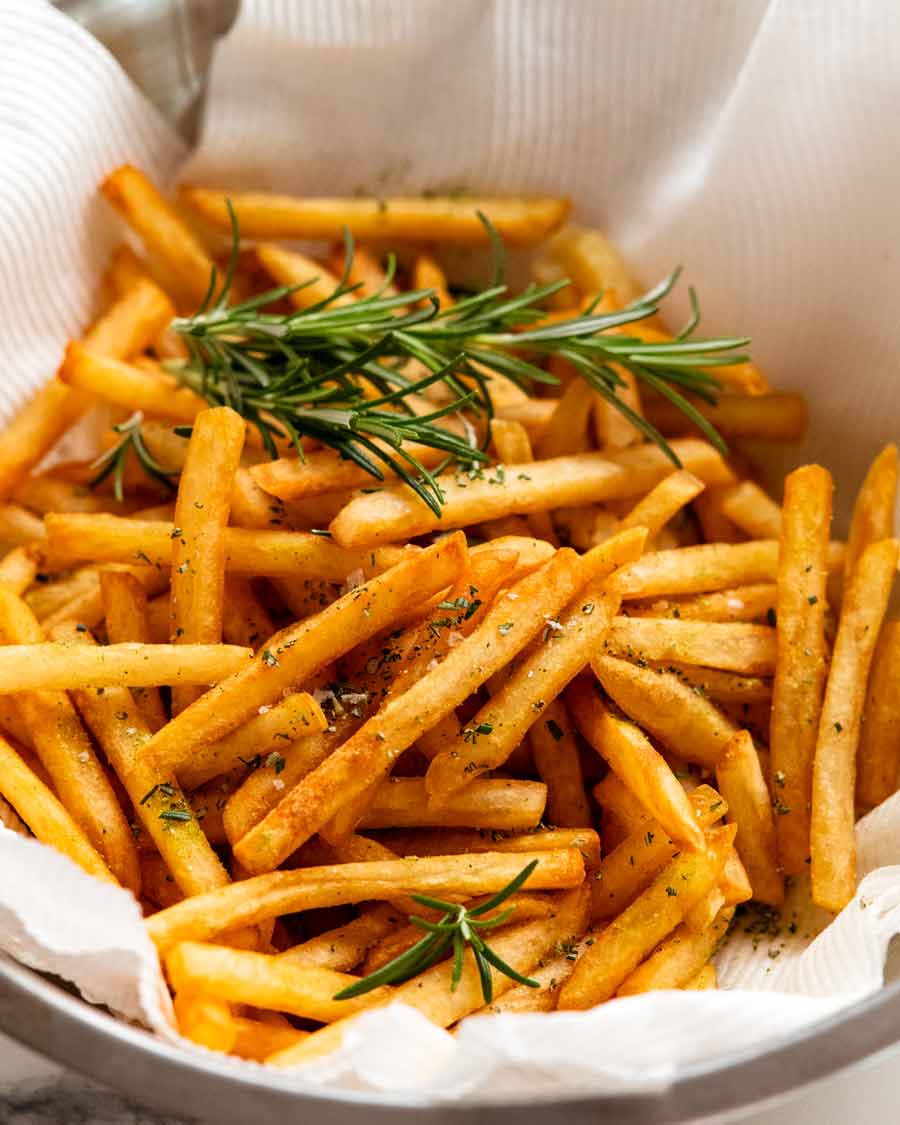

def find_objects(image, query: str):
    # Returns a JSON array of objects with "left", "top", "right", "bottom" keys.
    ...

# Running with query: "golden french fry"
[
  {"left": 412, "top": 252, "right": 453, "bottom": 308},
  {"left": 375, "top": 826, "right": 601, "bottom": 867},
  {"left": 567, "top": 676, "right": 703, "bottom": 850},
  {"left": 330, "top": 439, "right": 732, "bottom": 548},
  {"left": 58, "top": 344, "right": 205, "bottom": 422},
  {"left": 539, "top": 225, "right": 642, "bottom": 304},
  {"left": 616, "top": 907, "right": 733, "bottom": 995},
  {"left": 102, "top": 165, "right": 215, "bottom": 309},
  {"left": 146, "top": 849, "right": 585, "bottom": 953},
  {"left": 845, "top": 444, "right": 899, "bottom": 584},
  {"left": 592, "top": 655, "right": 738, "bottom": 768},
  {"left": 858, "top": 620, "right": 900, "bottom": 808},
  {"left": 250, "top": 443, "right": 451, "bottom": 501},
  {"left": 475, "top": 949, "right": 579, "bottom": 1015},
  {"left": 230, "top": 1017, "right": 308, "bottom": 1062},
  {"left": 145, "top": 534, "right": 467, "bottom": 775},
  {"left": 425, "top": 529, "right": 645, "bottom": 799},
  {"left": 141, "top": 855, "right": 185, "bottom": 909},
  {"left": 529, "top": 699, "right": 591, "bottom": 828},
  {"left": 0, "top": 733, "right": 115, "bottom": 883},
  {"left": 627, "top": 584, "right": 778, "bottom": 623},
  {"left": 684, "top": 964, "right": 718, "bottom": 990},
  {"left": 255, "top": 245, "right": 357, "bottom": 311},
  {"left": 644, "top": 393, "right": 807, "bottom": 441},
  {"left": 812, "top": 539, "right": 898, "bottom": 912},
  {"left": 100, "top": 570, "right": 168, "bottom": 731},
  {"left": 644, "top": 665, "right": 772, "bottom": 705},
  {"left": 490, "top": 419, "right": 558, "bottom": 545},
  {"left": 0, "top": 547, "right": 37, "bottom": 595},
  {"left": 603, "top": 617, "right": 776, "bottom": 675},
  {"left": 328, "top": 243, "right": 399, "bottom": 300},
  {"left": 715, "top": 731, "right": 783, "bottom": 905},
  {"left": 612, "top": 470, "right": 705, "bottom": 542},
  {"left": 233, "top": 549, "right": 583, "bottom": 873},
  {"left": 361, "top": 777, "right": 546, "bottom": 831},
  {"left": 558, "top": 824, "right": 734, "bottom": 1008},
  {"left": 693, "top": 488, "right": 743, "bottom": 544},
  {"left": 683, "top": 887, "right": 727, "bottom": 933},
  {"left": 770, "top": 465, "right": 833, "bottom": 875},
  {"left": 593, "top": 771, "right": 654, "bottom": 845},
  {"left": 169, "top": 408, "right": 246, "bottom": 712},
  {"left": 173, "top": 993, "right": 237, "bottom": 1054},
  {"left": 42, "top": 512, "right": 413, "bottom": 579},
  {"left": 534, "top": 380, "right": 595, "bottom": 459},
  {"left": 0, "top": 505, "right": 45, "bottom": 547},
  {"left": 181, "top": 187, "right": 570, "bottom": 247},
  {"left": 279, "top": 904, "right": 402, "bottom": 972},
  {"left": 0, "top": 793, "right": 27, "bottom": 836},
  {"left": 718, "top": 481, "right": 782, "bottom": 541},
  {"left": 14, "top": 472, "right": 156, "bottom": 516}
]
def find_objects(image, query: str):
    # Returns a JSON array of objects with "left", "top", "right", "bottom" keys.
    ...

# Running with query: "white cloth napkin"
[{"left": 2, "top": 0, "right": 900, "bottom": 1101}]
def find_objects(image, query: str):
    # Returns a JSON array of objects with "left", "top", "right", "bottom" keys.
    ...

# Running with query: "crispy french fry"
[
  {"left": 375, "top": 826, "right": 601, "bottom": 867},
  {"left": 612, "top": 470, "right": 706, "bottom": 542},
  {"left": 845, "top": 444, "right": 898, "bottom": 584},
  {"left": 567, "top": 676, "right": 703, "bottom": 850},
  {"left": 684, "top": 964, "right": 718, "bottom": 990},
  {"left": 0, "top": 547, "right": 37, "bottom": 595},
  {"left": 0, "top": 505, "right": 45, "bottom": 547},
  {"left": 102, "top": 165, "right": 215, "bottom": 309},
  {"left": 592, "top": 655, "right": 738, "bottom": 768},
  {"left": 812, "top": 539, "right": 898, "bottom": 912},
  {"left": 643, "top": 393, "right": 807, "bottom": 441},
  {"left": 616, "top": 907, "right": 733, "bottom": 995},
  {"left": 169, "top": 408, "right": 246, "bottom": 712},
  {"left": 146, "top": 849, "right": 584, "bottom": 953},
  {"left": 593, "top": 772, "right": 653, "bottom": 843},
  {"left": 233, "top": 550, "right": 584, "bottom": 873},
  {"left": 693, "top": 488, "right": 743, "bottom": 544},
  {"left": 329, "top": 439, "right": 732, "bottom": 547},
  {"left": 0, "top": 792, "right": 27, "bottom": 836},
  {"left": 255, "top": 245, "right": 357, "bottom": 311},
  {"left": 857, "top": 620, "right": 900, "bottom": 808},
  {"left": 770, "top": 465, "right": 833, "bottom": 875},
  {"left": 141, "top": 855, "right": 185, "bottom": 909},
  {"left": 230, "top": 1017, "right": 308, "bottom": 1062},
  {"left": 412, "top": 252, "right": 453, "bottom": 308},
  {"left": 145, "top": 534, "right": 467, "bottom": 775},
  {"left": 0, "top": 733, "right": 115, "bottom": 883},
  {"left": 683, "top": 887, "right": 727, "bottom": 933},
  {"left": 173, "top": 993, "right": 237, "bottom": 1054},
  {"left": 181, "top": 187, "right": 570, "bottom": 247},
  {"left": 627, "top": 584, "right": 777, "bottom": 623},
  {"left": 0, "top": 641, "right": 250, "bottom": 692},
  {"left": 100, "top": 570, "right": 168, "bottom": 731},
  {"left": 42, "top": 512, "right": 412, "bottom": 579},
  {"left": 603, "top": 617, "right": 776, "bottom": 675},
  {"left": 645, "top": 665, "right": 772, "bottom": 705},
  {"left": 534, "top": 380, "right": 595, "bottom": 459},
  {"left": 490, "top": 419, "right": 558, "bottom": 545},
  {"left": 720, "top": 847, "right": 753, "bottom": 907},
  {"left": 540, "top": 225, "right": 642, "bottom": 304},
  {"left": 718, "top": 482, "right": 782, "bottom": 541},
  {"left": 425, "top": 529, "right": 645, "bottom": 799},
  {"left": 529, "top": 699, "right": 591, "bottom": 828},
  {"left": 58, "top": 344, "right": 205, "bottom": 422},
  {"left": 558, "top": 824, "right": 734, "bottom": 1008},
  {"left": 361, "top": 777, "right": 546, "bottom": 831},
  {"left": 328, "top": 243, "right": 398, "bottom": 300},
  {"left": 178, "top": 693, "right": 327, "bottom": 790},
  {"left": 279, "top": 904, "right": 402, "bottom": 972},
  {"left": 715, "top": 731, "right": 783, "bottom": 905},
  {"left": 14, "top": 473, "right": 156, "bottom": 516}
]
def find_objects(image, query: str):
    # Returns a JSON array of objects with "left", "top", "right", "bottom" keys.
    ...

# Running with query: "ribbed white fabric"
[{"left": 5, "top": 0, "right": 900, "bottom": 1101}]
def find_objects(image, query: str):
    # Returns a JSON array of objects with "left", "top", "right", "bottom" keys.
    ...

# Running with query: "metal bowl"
[{"left": 4, "top": 951, "right": 900, "bottom": 1123}]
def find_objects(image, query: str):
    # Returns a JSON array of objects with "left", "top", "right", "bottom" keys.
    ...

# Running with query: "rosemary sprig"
[
  {"left": 333, "top": 859, "right": 541, "bottom": 1004},
  {"left": 160, "top": 205, "right": 748, "bottom": 515},
  {"left": 89, "top": 411, "right": 178, "bottom": 501}
]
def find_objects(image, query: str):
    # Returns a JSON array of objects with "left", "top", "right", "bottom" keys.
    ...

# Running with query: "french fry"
[
  {"left": 145, "top": 534, "right": 467, "bottom": 775},
  {"left": 100, "top": 570, "right": 168, "bottom": 731},
  {"left": 718, "top": 482, "right": 782, "bottom": 540},
  {"left": 327, "top": 244, "right": 399, "bottom": 300},
  {"left": 0, "top": 641, "right": 250, "bottom": 692},
  {"left": 102, "top": 165, "right": 216, "bottom": 309},
  {"left": 720, "top": 847, "right": 753, "bottom": 908},
  {"left": 169, "top": 408, "right": 246, "bottom": 712},
  {"left": 603, "top": 617, "right": 776, "bottom": 675},
  {"left": 0, "top": 733, "right": 115, "bottom": 883},
  {"left": 361, "top": 777, "right": 546, "bottom": 831},
  {"left": 857, "top": 621, "right": 900, "bottom": 808},
  {"left": 492, "top": 397, "right": 556, "bottom": 443},
  {"left": 844, "top": 444, "right": 898, "bottom": 584},
  {"left": 645, "top": 665, "right": 772, "bottom": 705},
  {"left": 811, "top": 539, "right": 898, "bottom": 912},
  {"left": 173, "top": 993, "right": 237, "bottom": 1054},
  {"left": 558, "top": 824, "right": 734, "bottom": 1008},
  {"left": 14, "top": 473, "right": 155, "bottom": 516},
  {"left": 534, "top": 380, "right": 595, "bottom": 459},
  {"left": 268, "top": 886, "right": 589, "bottom": 1066},
  {"left": 693, "top": 488, "right": 743, "bottom": 544},
  {"left": 540, "top": 225, "right": 642, "bottom": 304},
  {"left": 0, "top": 588, "right": 140, "bottom": 890},
  {"left": 490, "top": 419, "right": 558, "bottom": 544},
  {"left": 255, "top": 245, "right": 357, "bottom": 311},
  {"left": 146, "top": 849, "right": 585, "bottom": 953},
  {"left": 329, "top": 439, "right": 733, "bottom": 547},
  {"left": 233, "top": 550, "right": 583, "bottom": 873},
  {"left": 141, "top": 855, "right": 185, "bottom": 909},
  {"left": 412, "top": 252, "right": 453, "bottom": 308},
  {"left": 0, "top": 505, "right": 45, "bottom": 547},
  {"left": 529, "top": 699, "right": 591, "bottom": 828},
  {"left": 612, "top": 470, "right": 705, "bottom": 541},
  {"left": 683, "top": 888, "right": 727, "bottom": 933},
  {"left": 375, "top": 826, "right": 601, "bottom": 868},
  {"left": 770, "top": 465, "right": 833, "bottom": 875},
  {"left": 593, "top": 772, "right": 653, "bottom": 842},
  {"left": 279, "top": 904, "right": 402, "bottom": 972},
  {"left": 643, "top": 393, "right": 807, "bottom": 441},
  {"left": 0, "top": 547, "right": 37, "bottom": 595},
  {"left": 627, "top": 584, "right": 777, "bottom": 623},
  {"left": 425, "top": 529, "right": 645, "bottom": 799},
  {"left": 616, "top": 907, "right": 733, "bottom": 995},
  {"left": 167, "top": 942, "right": 391, "bottom": 1023},
  {"left": 591, "top": 786, "right": 726, "bottom": 920},
  {"left": 0, "top": 792, "right": 27, "bottom": 836},
  {"left": 177, "top": 693, "right": 327, "bottom": 790},
  {"left": 567, "top": 676, "right": 704, "bottom": 850},
  {"left": 54, "top": 622, "right": 230, "bottom": 896},
  {"left": 181, "top": 187, "right": 570, "bottom": 247},
  {"left": 592, "top": 655, "right": 738, "bottom": 768},
  {"left": 42, "top": 512, "right": 412, "bottom": 579},
  {"left": 715, "top": 731, "right": 783, "bottom": 905},
  {"left": 58, "top": 344, "right": 205, "bottom": 422},
  {"left": 230, "top": 1017, "right": 308, "bottom": 1062},
  {"left": 684, "top": 964, "right": 718, "bottom": 990}
]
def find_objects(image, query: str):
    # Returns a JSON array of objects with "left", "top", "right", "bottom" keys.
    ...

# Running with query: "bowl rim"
[{"left": 3, "top": 951, "right": 900, "bottom": 1123}]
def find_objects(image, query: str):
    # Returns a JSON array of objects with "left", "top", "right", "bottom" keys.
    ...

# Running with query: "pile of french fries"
[{"left": 0, "top": 164, "right": 895, "bottom": 1070}]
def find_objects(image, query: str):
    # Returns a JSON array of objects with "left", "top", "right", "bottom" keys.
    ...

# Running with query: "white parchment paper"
[{"left": 3, "top": 0, "right": 900, "bottom": 1100}]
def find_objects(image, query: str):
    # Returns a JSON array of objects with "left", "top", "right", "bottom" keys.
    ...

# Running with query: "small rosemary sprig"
[
  {"left": 333, "top": 859, "right": 541, "bottom": 1004},
  {"left": 89, "top": 411, "right": 178, "bottom": 501},
  {"left": 159, "top": 205, "right": 748, "bottom": 515}
]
